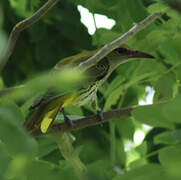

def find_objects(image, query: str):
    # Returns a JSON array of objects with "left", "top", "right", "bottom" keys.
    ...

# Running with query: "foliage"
[{"left": 1, "top": 0, "right": 181, "bottom": 179}]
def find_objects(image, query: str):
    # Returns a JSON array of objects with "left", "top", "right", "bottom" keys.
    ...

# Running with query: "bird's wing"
[
  {"left": 24, "top": 95, "right": 65, "bottom": 134},
  {"left": 29, "top": 92, "right": 59, "bottom": 110},
  {"left": 54, "top": 50, "right": 98, "bottom": 70},
  {"left": 25, "top": 50, "right": 110, "bottom": 134},
  {"left": 30, "top": 50, "right": 98, "bottom": 110}
]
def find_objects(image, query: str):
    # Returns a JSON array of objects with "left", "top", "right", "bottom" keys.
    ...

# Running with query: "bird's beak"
[{"left": 131, "top": 50, "right": 154, "bottom": 59}]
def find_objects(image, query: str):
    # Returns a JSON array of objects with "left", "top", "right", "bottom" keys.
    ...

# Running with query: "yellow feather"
[
  {"left": 40, "top": 109, "right": 55, "bottom": 133},
  {"left": 62, "top": 92, "right": 77, "bottom": 107},
  {"left": 40, "top": 94, "right": 77, "bottom": 133}
]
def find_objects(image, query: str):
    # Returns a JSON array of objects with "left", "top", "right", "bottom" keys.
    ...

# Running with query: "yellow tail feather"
[
  {"left": 24, "top": 93, "right": 77, "bottom": 134},
  {"left": 40, "top": 106, "right": 62, "bottom": 133}
]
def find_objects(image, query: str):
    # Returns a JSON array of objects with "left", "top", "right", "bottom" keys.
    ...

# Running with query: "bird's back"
[{"left": 54, "top": 50, "right": 98, "bottom": 70}]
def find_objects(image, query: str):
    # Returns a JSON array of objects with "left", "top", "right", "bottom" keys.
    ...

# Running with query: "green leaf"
[
  {"left": 154, "top": 131, "right": 179, "bottom": 144},
  {"left": 153, "top": 73, "right": 176, "bottom": 100},
  {"left": 159, "top": 144, "right": 181, "bottom": 178},
  {"left": 104, "top": 74, "right": 125, "bottom": 98},
  {"left": 158, "top": 40, "right": 181, "bottom": 65},
  {"left": 148, "top": 2, "right": 169, "bottom": 13},
  {"left": 56, "top": 115, "right": 85, "bottom": 122},
  {"left": 135, "top": 141, "right": 147, "bottom": 157},
  {"left": 116, "top": 118, "right": 135, "bottom": 140},
  {"left": 0, "top": 102, "right": 37, "bottom": 156},
  {"left": 63, "top": 105, "right": 84, "bottom": 117},
  {"left": 26, "top": 160, "right": 78, "bottom": 180},
  {"left": 172, "top": 129, "right": 181, "bottom": 142},
  {"left": 115, "top": 139, "right": 126, "bottom": 167},
  {"left": 122, "top": 86, "right": 146, "bottom": 107},
  {"left": 0, "top": 141, "right": 11, "bottom": 179},
  {"left": 100, "top": 0, "right": 117, "bottom": 6},
  {"left": 9, "top": 0, "right": 34, "bottom": 17},
  {"left": 174, "top": 65, "right": 181, "bottom": 82},
  {"left": 113, "top": 164, "right": 172, "bottom": 180},
  {"left": 0, "top": 30, "right": 7, "bottom": 60},
  {"left": 2, "top": 69, "right": 85, "bottom": 102},
  {"left": 92, "top": 29, "right": 120, "bottom": 46},
  {"left": 28, "top": 22, "right": 47, "bottom": 43},
  {"left": 87, "top": 160, "right": 114, "bottom": 180},
  {"left": 162, "top": 95, "right": 181, "bottom": 123},
  {"left": 127, "top": 0, "right": 147, "bottom": 22},
  {"left": 132, "top": 104, "right": 174, "bottom": 128},
  {"left": 172, "top": 34, "right": 181, "bottom": 57},
  {"left": 103, "top": 86, "right": 124, "bottom": 111},
  {"left": 37, "top": 135, "right": 58, "bottom": 158},
  {"left": 5, "top": 154, "right": 30, "bottom": 179},
  {"left": 128, "top": 158, "right": 147, "bottom": 170},
  {"left": 79, "top": 140, "right": 108, "bottom": 163},
  {"left": 138, "top": 30, "right": 167, "bottom": 51}
]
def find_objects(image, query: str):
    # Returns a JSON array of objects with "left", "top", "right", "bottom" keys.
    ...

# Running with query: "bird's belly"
[{"left": 73, "top": 84, "right": 98, "bottom": 106}]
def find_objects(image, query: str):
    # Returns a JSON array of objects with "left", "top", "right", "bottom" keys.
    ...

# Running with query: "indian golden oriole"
[{"left": 24, "top": 45, "right": 154, "bottom": 134}]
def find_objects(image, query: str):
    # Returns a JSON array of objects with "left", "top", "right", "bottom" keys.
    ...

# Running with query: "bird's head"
[{"left": 107, "top": 44, "right": 154, "bottom": 70}]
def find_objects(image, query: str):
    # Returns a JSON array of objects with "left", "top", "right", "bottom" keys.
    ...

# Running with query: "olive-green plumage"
[{"left": 24, "top": 45, "right": 153, "bottom": 134}]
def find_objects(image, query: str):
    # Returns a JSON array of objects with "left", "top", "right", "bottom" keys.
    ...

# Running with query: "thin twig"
[
  {"left": 78, "top": 12, "right": 163, "bottom": 71},
  {"left": 0, "top": 0, "right": 59, "bottom": 72},
  {"left": 30, "top": 101, "right": 167, "bottom": 137},
  {"left": 56, "top": 132, "right": 87, "bottom": 178}
]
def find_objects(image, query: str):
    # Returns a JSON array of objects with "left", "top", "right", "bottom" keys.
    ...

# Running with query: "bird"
[{"left": 24, "top": 45, "right": 154, "bottom": 135}]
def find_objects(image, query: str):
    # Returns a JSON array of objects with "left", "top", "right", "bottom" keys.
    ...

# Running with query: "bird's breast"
[{"left": 73, "top": 82, "right": 100, "bottom": 106}]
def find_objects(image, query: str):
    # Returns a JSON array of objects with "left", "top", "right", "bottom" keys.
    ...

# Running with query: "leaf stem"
[
  {"left": 56, "top": 132, "right": 86, "bottom": 179},
  {"left": 110, "top": 121, "right": 116, "bottom": 167}
]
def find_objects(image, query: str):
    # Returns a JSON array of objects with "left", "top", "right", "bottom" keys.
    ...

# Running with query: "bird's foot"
[
  {"left": 97, "top": 108, "right": 104, "bottom": 125},
  {"left": 62, "top": 108, "right": 74, "bottom": 127},
  {"left": 64, "top": 115, "right": 74, "bottom": 127}
]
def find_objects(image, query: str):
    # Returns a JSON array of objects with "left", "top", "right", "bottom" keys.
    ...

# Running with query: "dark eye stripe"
[{"left": 115, "top": 48, "right": 129, "bottom": 54}]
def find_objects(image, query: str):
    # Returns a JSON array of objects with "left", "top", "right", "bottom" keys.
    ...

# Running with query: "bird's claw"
[
  {"left": 97, "top": 108, "right": 104, "bottom": 121},
  {"left": 65, "top": 116, "right": 74, "bottom": 127},
  {"left": 62, "top": 108, "right": 74, "bottom": 127}
]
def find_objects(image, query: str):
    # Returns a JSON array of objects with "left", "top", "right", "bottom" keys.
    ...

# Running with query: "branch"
[
  {"left": 30, "top": 101, "right": 167, "bottom": 137},
  {"left": 0, "top": 0, "right": 59, "bottom": 73},
  {"left": 78, "top": 12, "right": 163, "bottom": 71}
]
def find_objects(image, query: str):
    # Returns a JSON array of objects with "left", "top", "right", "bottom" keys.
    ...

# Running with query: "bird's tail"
[{"left": 24, "top": 101, "right": 63, "bottom": 135}]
